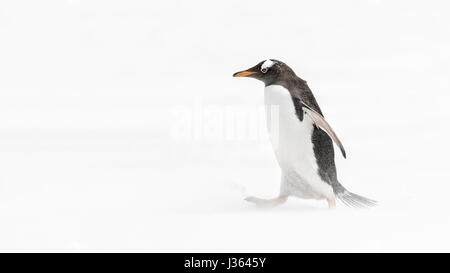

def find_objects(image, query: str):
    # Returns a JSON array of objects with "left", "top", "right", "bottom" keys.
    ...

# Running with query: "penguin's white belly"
[{"left": 264, "top": 85, "right": 333, "bottom": 200}]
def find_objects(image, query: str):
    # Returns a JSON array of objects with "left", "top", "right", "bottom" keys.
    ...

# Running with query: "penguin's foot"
[
  {"left": 327, "top": 197, "right": 336, "bottom": 209},
  {"left": 245, "top": 195, "right": 288, "bottom": 207}
]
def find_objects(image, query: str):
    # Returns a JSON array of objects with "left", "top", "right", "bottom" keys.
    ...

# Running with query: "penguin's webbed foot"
[{"left": 245, "top": 195, "right": 288, "bottom": 208}]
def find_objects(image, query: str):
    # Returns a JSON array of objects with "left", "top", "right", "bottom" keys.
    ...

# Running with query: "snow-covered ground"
[{"left": 1, "top": 0, "right": 450, "bottom": 251}]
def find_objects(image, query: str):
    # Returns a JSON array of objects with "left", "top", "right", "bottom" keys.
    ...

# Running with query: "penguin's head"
[{"left": 233, "top": 59, "right": 295, "bottom": 86}]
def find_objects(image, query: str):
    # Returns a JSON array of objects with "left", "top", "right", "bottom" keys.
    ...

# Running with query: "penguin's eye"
[{"left": 261, "top": 67, "right": 268, "bottom": 73}]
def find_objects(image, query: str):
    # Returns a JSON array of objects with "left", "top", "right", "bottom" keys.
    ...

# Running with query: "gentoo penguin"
[{"left": 233, "top": 59, "right": 376, "bottom": 208}]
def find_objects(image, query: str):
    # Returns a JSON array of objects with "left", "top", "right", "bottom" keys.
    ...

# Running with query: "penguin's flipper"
[{"left": 302, "top": 105, "right": 347, "bottom": 158}]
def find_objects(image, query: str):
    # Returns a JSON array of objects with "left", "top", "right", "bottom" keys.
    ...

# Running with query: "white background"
[{"left": 1, "top": 0, "right": 449, "bottom": 252}]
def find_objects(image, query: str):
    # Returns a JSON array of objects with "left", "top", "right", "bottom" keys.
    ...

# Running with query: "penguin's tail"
[
  {"left": 337, "top": 190, "right": 377, "bottom": 208},
  {"left": 334, "top": 183, "right": 377, "bottom": 208}
]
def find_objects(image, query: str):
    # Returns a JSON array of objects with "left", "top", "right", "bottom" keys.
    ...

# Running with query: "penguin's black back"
[{"left": 295, "top": 81, "right": 339, "bottom": 187}]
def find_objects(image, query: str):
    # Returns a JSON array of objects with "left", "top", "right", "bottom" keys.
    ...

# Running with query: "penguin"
[{"left": 233, "top": 59, "right": 376, "bottom": 208}]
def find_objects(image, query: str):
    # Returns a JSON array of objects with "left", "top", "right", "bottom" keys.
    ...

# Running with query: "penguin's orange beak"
[{"left": 233, "top": 71, "right": 256, "bottom": 77}]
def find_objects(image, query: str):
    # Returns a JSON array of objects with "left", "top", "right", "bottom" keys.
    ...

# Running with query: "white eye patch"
[{"left": 261, "top": 59, "right": 275, "bottom": 70}]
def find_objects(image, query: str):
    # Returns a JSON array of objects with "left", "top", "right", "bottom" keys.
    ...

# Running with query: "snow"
[{"left": 0, "top": 0, "right": 449, "bottom": 252}]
